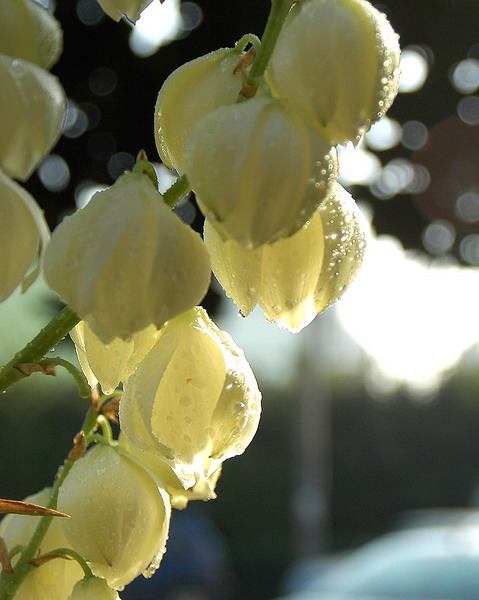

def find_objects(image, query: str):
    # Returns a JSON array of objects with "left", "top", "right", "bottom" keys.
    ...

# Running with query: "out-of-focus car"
[{"left": 274, "top": 509, "right": 479, "bottom": 600}]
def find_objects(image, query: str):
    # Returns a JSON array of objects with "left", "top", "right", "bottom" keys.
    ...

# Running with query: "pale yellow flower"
[
  {"left": 120, "top": 307, "right": 261, "bottom": 490},
  {"left": 204, "top": 183, "right": 367, "bottom": 332},
  {"left": 119, "top": 433, "right": 221, "bottom": 510},
  {"left": 70, "top": 321, "right": 161, "bottom": 394},
  {"left": 58, "top": 445, "right": 171, "bottom": 590},
  {"left": 184, "top": 96, "right": 337, "bottom": 248},
  {"left": 155, "top": 47, "right": 244, "bottom": 174},
  {"left": 44, "top": 171, "right": 211, "bottom": 343},
  {"left": 266, "top": 0, "right": 400, "bottom": 146}
]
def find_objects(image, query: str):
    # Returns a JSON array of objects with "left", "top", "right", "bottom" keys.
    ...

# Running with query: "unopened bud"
[
  {"left": 58, "top": 445, "right": 171, "bottom": 589},
  {"left": 0, "top": 55, "right": 66, "bottom": 181},
  {"left": 185, "top": 96, "right": 337, "bottom": 248},
  {"left": 44, "top": 171, "right": 211, "bottom": 343},
  {"left": 155, "top": 47, "right": 244, "bottom": 174},
  {"left": 69, "top": 577, "right": 120, "bottom": 600},
  {"left": 266, "top": 0, "right": 400, "bottom": 146},
  {"left": 120, "top": 307, "right": 261, "bottom": 490}
]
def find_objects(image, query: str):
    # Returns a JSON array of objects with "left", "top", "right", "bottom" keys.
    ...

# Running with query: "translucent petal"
[
  {"left": 204, "top": 184, "right": 366, "bottom": 333},
  {"left": 120, "top": 307, "right": 261, "bottom": 489},
  {"left": 313, "top": 184, "right": 367, "bottom": 311},
  {"left": 70, "top": 321, "right": 160, "bottom": 394},
  {"left": 119, "top": 433, "right": 221, "bottom": 509}
]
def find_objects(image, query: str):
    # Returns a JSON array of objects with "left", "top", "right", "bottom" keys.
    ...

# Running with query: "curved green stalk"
[
  {"left": 48, "top": 548, "right": 93, "bottom": 578},
  {"left": 37, "top": 358, "right": 90, "bottom": 398},
  {"left": 0, "top": 306, "right": 80, "bottom": 395}
]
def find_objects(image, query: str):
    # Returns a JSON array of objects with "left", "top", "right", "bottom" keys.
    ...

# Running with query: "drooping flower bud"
[
  {"left": 96, "top": 0, "right": 154, "bottom": 22},
  {"left": 0, "top": 169, "right": 50, "bottom": 302},
  {"left": 68, "top": 577, "right": 120, "bottom": 600},
  {"left": 43, "top": 171, "right": 211, "bottom": 344},
  {"left": 0, "top": 488, "right": 83, "bottom": 600},
  {"left": 266, "top": 0, "right": 400, "bottom": 146},
  {"left": 184, "top": 96, "right": 337, "bottom": 248},
  {"left": 0, "top": 0, "right": 63, "bottom": 69},
  {"left": 120, "top": 307, "right": 261, "bottom": 490},
  {"left": 70, "top": 321, "right": 160, "bottom": 394},
  {"left": 119, "top": 433, "right": 222, "bottom": 510},
  {"left": 58, "top": 444, "right": 171, "bottom": 590},
  {"left": 204, "top": 183, "right": 366, "bottom": 332},
  {"left": 0, "top": 55, "right": 66, "bottom": 181},
  {"left": 155, "top": 47, "right": 244, "bottom": 174}
]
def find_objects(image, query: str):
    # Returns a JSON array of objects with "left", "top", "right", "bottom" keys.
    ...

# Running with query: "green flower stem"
[
  {"left": 95, "top": 416, "right": 114, "bottom": 445},
  {"left": 0, "top": 305, "right": 80, "bottom": 395},
  {"left": 247, "top": 0, "right": 296, "bottom": 93},
  {"left": 235, "top": 33, "right": 261, "bottom": 55},
  {"left": 37, "top": 358, "right": 90, "bottom": 398},
  {"left": 0, "top": 406, "right": 100, "bottom": 600},
  {"left": 163, "top": 174, "right": 190, "bottom": 208},
  {"left": 6, "top": 547, "right": 22, "bottom": 561},
  {"left": 48, "top": 548, "right": 93, "bottom": 578}
]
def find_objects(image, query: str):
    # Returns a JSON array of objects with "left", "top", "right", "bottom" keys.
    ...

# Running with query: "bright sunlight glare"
[
  {"left": 129, "top": 0, "right": 182, "bottom": 57},
  {"left": 336, "top": 233, "right": 479, "bottom": 398},
  {"left": 399, "top": 47, "right": 429, "bottom": 93}
]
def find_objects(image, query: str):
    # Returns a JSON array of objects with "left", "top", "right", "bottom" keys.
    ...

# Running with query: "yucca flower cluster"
[
  {"left": 0, "top": 0, "right": 400, "bottom": 599},
  {"left": 155, "top": 0, "right": 400, "bottom": 333}
]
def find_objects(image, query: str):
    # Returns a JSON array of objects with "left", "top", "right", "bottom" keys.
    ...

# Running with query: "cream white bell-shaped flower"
[
  {"left": 155, "top": 47, "right": 244, "bottom": 174},
  {"left": 44, "top": 171, "right": 211, "bottom": 344},
  {"left": 184, "top": 96, "right": 337, "bottom": 248},
  {"left": 0, "top": 55, "right": 66, "bottom": 181},
  {"left": 120, "top": 307, "right": 261, "bottom": 490},
  {"left": 204, "top": 183, "right": 366, "bottom": 333},
  {"left": 0, "top": 169, "right": 50, "bottom": 302},
  {"left": 97, "top": 0, "right": 154, "bottom": 22},
  {"left": 119, "top": 433, "right": 222, "bottom": 510},
  {"left": 68, "top": 577, "right": 120, "bottom": 600},
  {"left": 0, "top": 488, "right": 83, "bottom": 600},
  {"left": 70, "top": 321, "right": 161, "bottom": 394},
  {"left": 58, "top": 444, "right": 171, "bottom": 590},
  {"left": 266, "top": 0, "right": 400, "bottom": 146},
  {"left": 0, "top": 0, "right": 63, "bottom": 69}
]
